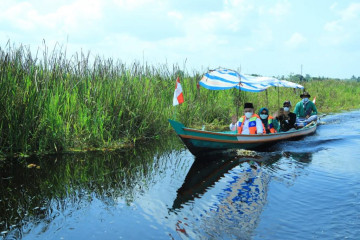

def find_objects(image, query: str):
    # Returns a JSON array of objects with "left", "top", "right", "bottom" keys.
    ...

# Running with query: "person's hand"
[
  {"left": 231, "top": 115, "right": 237, "bottom": 125},
  {"left": 306, "top": 115, "right": 310, "bottom": 119},
  {"left": 278, "top": 110, "right": 284, "bottom": 117}
]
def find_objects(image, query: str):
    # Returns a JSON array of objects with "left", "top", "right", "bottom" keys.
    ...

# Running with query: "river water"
[{"left": 1, "top": 111, "right": 360, "bottom": 240}]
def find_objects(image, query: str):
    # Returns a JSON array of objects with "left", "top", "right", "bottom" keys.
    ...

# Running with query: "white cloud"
[
  {"left": 183, "top": 11, "right": 239, "bottom": 35},
  {"left": 268, "top": 0, "right": 290, "bottom": 18},
  {"left": 1, "top": 0, "right": 103, "bottom": 34},
  {"left": 112, "top": 0, "right": 166, "bottom": 10},
  {"left": 330, "top": 2, "right": 338, "bottom": 11},
  {"left": 340, "top": 3, "right": 360, "bottom": 21},
  {"left": 2, "top": 2, "right": 37, "bottom": 31},
  {"left": 1, "top": 0, "right": 358, "bottom": 78},
  {"left": 250, "top": 24, "right": 273, "bottom": 49},
  {"left": 167, "top": 11, "right": 183, "bottom": 20},
  {"left": 324, "top": 20, "right": 342, "bottom": 32},
  {"left": 285, "top": 32, "right": 306, "bottom": 48},
  {"left": 322, "top": 3, "right": 360, "bottom": 46}
]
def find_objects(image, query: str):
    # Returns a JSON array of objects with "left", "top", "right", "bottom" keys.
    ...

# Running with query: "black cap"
[
  {"left": 283, "top": 100, "right": 292, "bottom": 107},
  {"left": 244, "top": 102, "right": 254, "bottom": 109},
  {"left": 300, "top": 91, "right": 310, "bottom": 98}
]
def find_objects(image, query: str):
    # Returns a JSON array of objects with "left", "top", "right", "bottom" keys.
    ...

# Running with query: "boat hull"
[{"left": 169, "top": 119, "right": 317, "bottom": 156}]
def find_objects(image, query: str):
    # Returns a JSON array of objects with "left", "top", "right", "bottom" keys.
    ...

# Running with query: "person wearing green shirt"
[{"left": 294, "top": 91, "right": 317, "bottom": 125}]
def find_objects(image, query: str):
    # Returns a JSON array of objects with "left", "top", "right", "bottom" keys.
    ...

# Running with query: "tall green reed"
[{"left": 1, "top": 42, "right": 360, "bottom": 155}]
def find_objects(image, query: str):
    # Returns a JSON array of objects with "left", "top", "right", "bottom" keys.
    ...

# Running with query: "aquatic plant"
[{"left": 1, "top": 42, "right": 360, "bottom": 155}]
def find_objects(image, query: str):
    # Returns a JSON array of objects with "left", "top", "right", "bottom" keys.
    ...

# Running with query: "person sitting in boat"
[
  {"left": 229, "top": 102, "right": 265, "bottom": 134},
  {"left": 294, "top": 91, "right": 318, "bottom": 125},
  {"left": 276, "top": 101, "right": 297, "bottom": 132},
  {"left": 258, "top": 107, "right": 277, "bottom": 134},
  {"left": 273, "top": 107, "right": 283, "bottom": 131}
]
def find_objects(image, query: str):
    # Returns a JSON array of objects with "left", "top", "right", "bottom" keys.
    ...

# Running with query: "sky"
[{"left": 1, "top": 0, "right": 360, "bottom": 79}]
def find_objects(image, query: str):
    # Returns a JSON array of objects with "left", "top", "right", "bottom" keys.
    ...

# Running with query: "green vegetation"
[{"left": 1, "top": 43, "right": 360, "bottom": 156}]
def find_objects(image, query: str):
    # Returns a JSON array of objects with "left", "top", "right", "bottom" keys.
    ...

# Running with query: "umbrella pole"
[
  {"left": 236, "top": 81, "right": 242, "bottom": 119},
  {"left": 266, "top": 89, "right": 268, "bottom": 107},
  {"left": 236, "top": 87, "right": 239, "bottom": 119},
  {"left": 277, "top": 86, "right": 280, "bottom": 109}
]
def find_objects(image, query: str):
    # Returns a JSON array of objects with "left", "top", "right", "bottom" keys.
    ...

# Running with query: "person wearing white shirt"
[{"left": 229, "top": 102, "right": 264, "bottom": 135}]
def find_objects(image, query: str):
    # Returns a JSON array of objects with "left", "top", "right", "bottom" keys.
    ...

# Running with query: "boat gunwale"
[
  {"left": 179, "top": 126, "right": 316, "bottom": 144},
  {"left": 183, "top": 123, "right": 317, "bottom": 138}
]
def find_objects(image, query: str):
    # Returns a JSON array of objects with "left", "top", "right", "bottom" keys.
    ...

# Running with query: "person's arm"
[
  {"left": 290, "top": 113, "right": 296, "bottom": 126},
  {"left": 272, "top": 118, "right": 279, "bottom": 132},
  {"left": 311, "top": 102, "right": 318, "bottom": 115},
  {"left": 256, "top": 118, "right": 264, "bottom": 134},
  {"left": 230, "top": 115, "right": 238, "bottom": 131},
  {"left": 294, "top": 103, "right": 300, "bottom": 117}
]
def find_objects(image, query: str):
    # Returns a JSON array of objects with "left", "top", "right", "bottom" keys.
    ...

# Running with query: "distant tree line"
[
  {"left": 248, "top": 73, "right": 360, "bottom": 82},
  {"left": 350, "top": 75, "right": 360, "bottom": 82},
  {"left": 286, "top": 74, "right": 360, "bottom": 82}
]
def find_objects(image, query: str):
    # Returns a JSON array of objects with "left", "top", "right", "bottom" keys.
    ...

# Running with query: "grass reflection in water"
[{"left": 0, "top": 135, "right": 182, "bottom": 239}]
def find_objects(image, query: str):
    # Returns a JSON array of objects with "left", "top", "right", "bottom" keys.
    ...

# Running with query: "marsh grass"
[{"left": 1, "top": 43, "right": 360, "bottom": 155}]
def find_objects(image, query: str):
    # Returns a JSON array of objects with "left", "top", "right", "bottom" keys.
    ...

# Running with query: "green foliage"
[{"left": 1, "top": 43, "right": 360, "bottom": 155}]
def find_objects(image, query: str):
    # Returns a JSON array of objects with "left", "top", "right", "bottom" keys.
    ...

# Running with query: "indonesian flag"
[
  {"left": 173, "top": 77, "right": 184, "bottom": 106},
  {"left": 313, "top": 96, "right": 316, "bottom": 104}
]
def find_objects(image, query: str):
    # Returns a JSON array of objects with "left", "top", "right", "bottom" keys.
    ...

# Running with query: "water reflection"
[
  {"left": 203, "top": 164, "right": 268, "bottom": 239},
  {"left": 168, "top": 146, "right": 325, "bottom": 240},
  {"left": 4, "top": 109, "right": 356, "bottom": 239},
  {"left": 171, "top": 157, "right": 242, "bottom": 210},
  {"left": 173, "top": 150, "right": 315, "bottom": 207},
  {"left": 170, "top": 152, "right": 281, "bottom": 239},
  {"left": 0, "top": 136, "right": 183, "bottom": 239}
]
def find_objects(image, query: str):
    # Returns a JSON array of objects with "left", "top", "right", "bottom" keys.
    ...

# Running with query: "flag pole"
[
  {"left": 277, "top": 86, "right": 280, "bottom": 109},
  {"left": 173, "top": 105, "right": 177, "bottom": 120},
  {"left": 266, "top": 89, "right": 269, "bottom": 107}
]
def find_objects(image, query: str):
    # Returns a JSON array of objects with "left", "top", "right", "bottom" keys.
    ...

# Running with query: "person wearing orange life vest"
[
  {"left": 258, "top": 107, "right": 277, "bottom": 134},
  {"left": 229, "top": 102, "right": 265, "bottom": 134}
]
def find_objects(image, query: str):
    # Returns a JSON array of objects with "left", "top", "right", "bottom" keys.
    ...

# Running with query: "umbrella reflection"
[{"left": 171, "top": 152, "right": 282, "bottom": 239}]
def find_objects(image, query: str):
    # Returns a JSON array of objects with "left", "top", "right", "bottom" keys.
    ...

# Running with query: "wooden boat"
[
  {"left": 169, "top": 119, "right": 317, "bottom": 157},
  {"left": 170, "top": 68, "right": 318, "bottom": 156}
]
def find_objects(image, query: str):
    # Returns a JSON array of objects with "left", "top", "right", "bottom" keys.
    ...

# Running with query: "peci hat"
[
  {"left": 283, "top": 100, "right": 292, "bottom": 107},
  {"left": 244, "top": 102, "right": 254, "bottom": 109},
  {"left": 300, "top": 91, "right": 311, "bottom": 98}
]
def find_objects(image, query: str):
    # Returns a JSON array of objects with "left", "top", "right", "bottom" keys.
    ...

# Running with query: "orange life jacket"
[
  {"left": 267, "top": 115, "right": 277, "bottom": 133},
  {"left": 237, "top": 114, "right": 265, "bottom": 134}
]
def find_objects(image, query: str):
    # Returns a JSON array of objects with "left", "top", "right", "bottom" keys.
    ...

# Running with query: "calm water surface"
[{"left": 1, "top": 111, "right": 360, "bottom": 240}]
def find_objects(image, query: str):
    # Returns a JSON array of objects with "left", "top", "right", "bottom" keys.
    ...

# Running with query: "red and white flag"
[
  {"left": 313, "top": 96, "right": 316, "bottom": 104},
  {"left": 173, "top": 77, "right": 184, "bottom": 106}
]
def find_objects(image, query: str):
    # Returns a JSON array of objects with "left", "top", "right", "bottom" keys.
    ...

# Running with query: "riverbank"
[{"left": 1, "top": 44, "right": 360, "bottom": 157}]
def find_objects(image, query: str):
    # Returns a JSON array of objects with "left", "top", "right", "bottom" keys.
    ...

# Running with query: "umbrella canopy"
[{"left": 199, "top": 68, "right": 304, "bottom": 92}]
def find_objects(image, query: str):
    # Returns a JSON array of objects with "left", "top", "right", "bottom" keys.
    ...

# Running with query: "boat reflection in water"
[{"left": 171, "top": 151, "right": 282, "bottom": 239}]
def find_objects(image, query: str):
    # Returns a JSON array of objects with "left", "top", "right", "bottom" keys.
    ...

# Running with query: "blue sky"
[{"left": 1, "top": 0, "right": 360, "bottom": 79}]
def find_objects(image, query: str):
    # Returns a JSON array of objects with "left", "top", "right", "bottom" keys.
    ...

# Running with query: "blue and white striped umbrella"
[{"left": 199, "top": 68, "right": 304, "bottom": 92}]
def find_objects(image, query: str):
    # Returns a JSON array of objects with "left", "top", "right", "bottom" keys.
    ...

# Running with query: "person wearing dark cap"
[
  {"left": 294, "top": 91, "right": 317, "bottom": 125},
  {"left": 276, "top": 100, "right": 297, "bottom": 132},
  {"left": 230, "top": 102, "right": 264, "bottom": 134}
]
